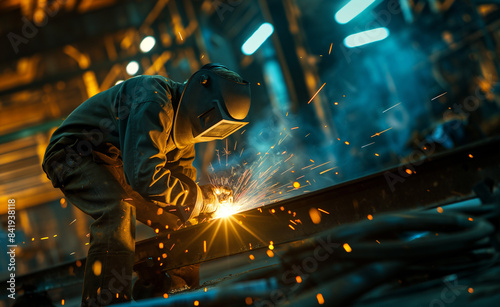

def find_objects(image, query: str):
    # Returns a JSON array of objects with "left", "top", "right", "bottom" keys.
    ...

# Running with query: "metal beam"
[
  {"left": 2, "top": 137, "right": 500, "bottom": 298},
  {"left": 134, "top": 137, "right": 500, "bottom": 271}
]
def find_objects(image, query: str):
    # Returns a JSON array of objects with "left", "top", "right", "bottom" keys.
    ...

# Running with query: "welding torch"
[{"left": 199, "top": 185, "right": 234, "bottom": 219}]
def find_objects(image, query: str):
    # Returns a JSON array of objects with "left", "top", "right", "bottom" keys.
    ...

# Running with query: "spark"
[
  {"left": 41, "top": 237, "right": 49, "bottom": 240},
  {"left": 309, "top": 208, "right": 321, "bottom": 224},
  {"left": 305, "top": 133, "right": 311, "bottom": 138},
  {"left": 311, "top": 161, "right": 330, "bottom": 170},
  {"left": 223, "top": 138, "right": 230, "bottom": 166},
  {"left": 289, "top": 225, "right": 295, "bottom": 230},
  {"left": 361, "top": 142, "right": 375, "bottom": 148},
  {"left": 343, "top": 243, "right": 352, "bottom": 252},
  {"left": 319, "top": 167, "right": 336, "bottom": 175},
  {"left": 431, "top": 92, "right": 447, "bottom": 100},
  {"left": 382, "top": 102, "right": 401, "bottom": 113},
  {"left": 291, "top": 126, "right": 299, "bottom": 130},
  {"left": 301, "top": 164, "right": 314, "bottom": 170},
  {"left": 278, "top": 133, "right": 290, "bottom": 145},
  {"left": 284, "top": 154, "right": 294, "bottom": 163},
  {"left": 371, "top": 127, "right": 393, "bottom": 138},
  {"left": 178, "top": 32, "right": 183, "bottom": 40},
  {"left": 317, "top": 293, "right": 325, "bottom": 304},
  {"left": 307, "top": 82, "right": 326, "bottom": 104},
  {"left": 317, "top": 208, "right": 329, "bottom": 214},
  {"left": 281, "top": 166, "right": 294, "bottom": 175},
  {"left": 468, "top": 154, "right": 473, "bottom": 158},
  {"left": 328, "top": 42, "right": 333, "bottom": 55}
]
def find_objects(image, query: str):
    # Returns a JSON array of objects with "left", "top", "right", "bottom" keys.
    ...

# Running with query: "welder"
[{"left": 41, "top": 63, "right": 251, "bottom": 306}]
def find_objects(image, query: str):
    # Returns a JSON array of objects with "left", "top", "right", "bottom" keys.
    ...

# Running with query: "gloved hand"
[{"left": 199, "top": 185, "right": 233, "bottom": 216}]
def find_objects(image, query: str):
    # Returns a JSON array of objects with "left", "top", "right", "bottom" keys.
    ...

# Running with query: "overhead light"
[
  {"left": 115, "top": 80, "right": 124, "bottom": 85},
  {"left": 126, "top": 61, "right": 139, "bottom": 75},
  {"left": 140, "top": 36, "right": 156, "bottom": 53},
  {"left": 343, "top": 27, "right": 389, "bottom": 48},
  {"left": 335, "top": 0, "right": 377, "bottom": 24},
  {"left": 241, "top": 23, "right": 274, "bottom": 56}
]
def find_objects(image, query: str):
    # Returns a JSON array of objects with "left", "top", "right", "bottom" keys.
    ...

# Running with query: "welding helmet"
[{"left": 173, "top": 63, "right": 251, "bottom": 148}]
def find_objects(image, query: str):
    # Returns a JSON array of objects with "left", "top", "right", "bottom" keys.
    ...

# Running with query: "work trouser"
[{"left": 43, "top": 142, "right": 180, "bottom": 306}]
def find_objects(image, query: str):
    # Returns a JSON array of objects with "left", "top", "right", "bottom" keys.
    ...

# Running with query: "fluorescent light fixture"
[
  {"left": 343, "top": 27, "right": 389, "bottom": 48},
  {"left": 140, "top": 36, "right": 156, "bottom": 53},
  {"left": 126, "top": 61, "right": 139, "bottom": 75},
  {"left": 335, "top": 0, "right": 377, "bottom": 24},
  {"left": 241, "top": 23, "right": 274, "bottom": 55}
]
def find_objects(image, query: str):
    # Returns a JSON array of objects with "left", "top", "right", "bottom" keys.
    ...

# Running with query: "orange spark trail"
[
  {"left": 307, "top": 83, "right": 326, "bottom": 104},
  {"left": 318, "top": 208, "right": 329, "bottom": 214},
  {"left": 319, "top": 167, "right": 336, "bottom": 175},
  {"left": 371, "top": 127, "right": 393, "bottom": 138},
  {"left": 311, "top": 161, "right": 330, "bottom": 170}
]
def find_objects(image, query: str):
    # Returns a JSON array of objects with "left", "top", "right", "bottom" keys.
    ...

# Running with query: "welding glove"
[{"left": 199, "top": 184, "right": 233, "bottom": 216}]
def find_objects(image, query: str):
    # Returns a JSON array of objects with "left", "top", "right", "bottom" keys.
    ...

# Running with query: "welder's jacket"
[{"left": 42, "top": 75, "right": 202, "bottom": 221}]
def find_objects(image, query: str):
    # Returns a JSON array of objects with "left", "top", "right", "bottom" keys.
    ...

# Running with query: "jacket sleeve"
[{"left": 119, "top": 84, "right": 202, "bottom": 222}]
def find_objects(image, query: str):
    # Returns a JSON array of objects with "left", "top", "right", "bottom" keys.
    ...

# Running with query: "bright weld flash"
[{"left": 215, "top": 204, "right": 237, "bottom": 218}]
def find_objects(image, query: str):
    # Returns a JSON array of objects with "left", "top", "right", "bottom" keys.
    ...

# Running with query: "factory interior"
[{"left": 1, "top": 0, "right": 500, "bottom": 306}]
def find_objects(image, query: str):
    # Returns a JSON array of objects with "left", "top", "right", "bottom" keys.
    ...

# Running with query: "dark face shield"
[{"left": 173, "top": 68, "right": 251, "bottom": 148}]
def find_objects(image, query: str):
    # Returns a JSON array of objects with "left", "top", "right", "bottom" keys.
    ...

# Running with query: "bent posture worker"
[{"left": 42, "top": 63, "right": 251, "bottom": 306}]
